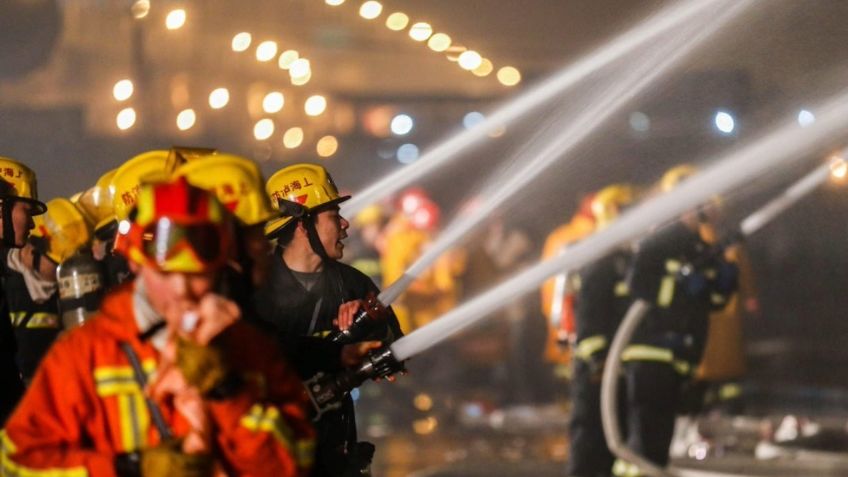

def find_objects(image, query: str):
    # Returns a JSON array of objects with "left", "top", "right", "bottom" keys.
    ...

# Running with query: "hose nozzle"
[{"left": 304, "top": 345, "right": 403, "bottom": 419}]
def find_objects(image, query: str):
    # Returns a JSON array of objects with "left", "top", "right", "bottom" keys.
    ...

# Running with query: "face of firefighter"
[
  {"left": 139, "top": 266, "right": 217, "bottom": 327},
  {"left": 314, "top": 206, "right": 349, "bottom": 260},
  {"left": 242, "top": 223, "right": 272, "bottom": 286},
  {"left": 2, "top": 201, "right": 35, "bottom": 247}
]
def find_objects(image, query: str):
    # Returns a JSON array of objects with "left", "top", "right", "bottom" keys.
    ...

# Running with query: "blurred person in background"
[
  {"left": 0, "top": 156, "right": 47, "bottom": 426},
  {"left": 456, "top": 207, "right": 536, "bottom": 406},
  {"left": 566, "top": 184, "right": 637, "bottom": 477},
  {"left": 1, "top": 178, "right": 315, "bottom": 477},
  {"left": 615, "top": 165, "right": 738, "bottom": 476},
  {"left": 344, "top": 203, "right": 389, "bottom": 286},
  {"left": 381, "top": 187, "right": 463, "bottom": 333},
  {"left": 540, "top": 194, "right": 597, "bottom": 381},
  {"left": 4, "top": 197, "right": 92, "bottom": 384}
]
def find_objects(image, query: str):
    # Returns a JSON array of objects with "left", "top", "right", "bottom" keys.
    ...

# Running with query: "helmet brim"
[
  {"left": 264, "top": 195, "right": 351, "bottom": 238},
  {"left": 18, "top": 198, "right": 47, "bottom": 216}
]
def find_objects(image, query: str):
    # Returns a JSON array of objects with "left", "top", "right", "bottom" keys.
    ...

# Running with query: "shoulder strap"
[{"left": 119, "top": 341, "right": 173, "bottom": 441}]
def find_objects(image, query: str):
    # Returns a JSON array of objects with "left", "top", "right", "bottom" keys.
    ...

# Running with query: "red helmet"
[
  {"left": 120, "top": 178, "right": 234, "bottom": 273},
  {"left": 398, "top": 187, "right": 440, "bottom": 231}
]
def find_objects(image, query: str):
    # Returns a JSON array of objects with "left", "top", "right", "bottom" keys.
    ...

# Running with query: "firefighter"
[
  {"left": 253, "top": 163, "right": 403, "bottom": 476},
  {"left": 381, "top": 188, "right": 461, "bottom": 332},
  {"left": 78, "top": 168, "right": 123, "bottom": 286},
  {"left": 0, "top": 156, "right": 46, "bottom": 426},
  {"left": 96, "top": 149, "right": 185, "bottom": 289},
  {"left": 346, "top": 203, "right": 387, "bottom": 285},
  {"left": 3, "top": 197, "right": 92, "bottom": 383},
  {"left": 566, "top": 184, "right": 636, "bottom": 477},
  {"left": 174, "top": 151, "right": 277, "bottom": 302},
  {"left": 614, "top": 165, "right": 738, "bottom": 476},
  {"left": 1, "top": 177, "right": 315, "bottom": 477},
  {"left": 540, "top": 194, "right": 596, "bottom": 370}
]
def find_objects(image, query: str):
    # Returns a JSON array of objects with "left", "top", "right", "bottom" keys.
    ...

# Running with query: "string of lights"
[{"left": 322, "top": 0, "right": 522, "bottom": 87}]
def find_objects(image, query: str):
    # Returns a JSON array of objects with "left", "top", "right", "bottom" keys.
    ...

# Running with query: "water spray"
[
  {"left": 364, "top": 0, "right": 753, "bottom": 312},
  {"left": 600, "top": 157, "right": 848, "bottom": 477},
  {"left": 388, "top": 85, "right": 848, "bottom": 362},
  {"left": 342, "top": 0, "right": 731, "bottom": 218},
  {"left": 305, "top": 0, "right": 759, "bottom": 414}
]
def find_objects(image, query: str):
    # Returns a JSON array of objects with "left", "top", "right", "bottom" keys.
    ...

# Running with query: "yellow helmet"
[
  {"left": 77, "top": 169, "right": 117, "bottom": 234},
  {"left": 31, "top": 198, "right": 93, "bottom": 264},
  {"left": 0, "top": 156, "right": 47, "bottom": 215},
  {"left": 591, "top": 184, "right": 636, "bottom": 228},
  {"left": 353, "top": 203, "right": 385, "bottom": 228},
  {"left": 174, "top": 152, "right": 275, "bottom": 227},
  {"left": 660, "top": 164, "right": 697, "bottom": 192},
  {"left": 264, "top": 163, "right": 350, "bottom": 237},
  {"left": 111, "top": 150, "right": 183, "bottom": 224}
]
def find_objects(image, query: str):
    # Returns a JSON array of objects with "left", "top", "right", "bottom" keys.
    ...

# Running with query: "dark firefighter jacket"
[
  {"left": 626, "top": 220, "right": 738, "bottom": 372},
  {"left": 573, "top": 248, "right": 633, "bottom": 366},
  {"left": 251, "top": 249, "right": 403, "bottom": 476},
  {"left": 0, "top": 254, "right": 60, "bottom": 382},
  {"left": 0, "top": 285, "right": 23, "bottom": 426}
]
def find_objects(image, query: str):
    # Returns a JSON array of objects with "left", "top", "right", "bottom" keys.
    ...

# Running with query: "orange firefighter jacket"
[
  {"left": 1, "top": 282, "right": 315, "bottom": 477},
  {"left": 540, "top": 214, "right": 595, "bottom": 364}
]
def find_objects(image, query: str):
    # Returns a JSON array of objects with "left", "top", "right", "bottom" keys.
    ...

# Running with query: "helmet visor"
[{"left": 141, "top": 218, "right": 227, "bottom": 270}]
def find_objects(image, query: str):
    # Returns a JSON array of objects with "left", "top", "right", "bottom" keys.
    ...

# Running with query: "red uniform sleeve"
[
  {"left": 209, "top": 324, "right": 315, "bottom": 477},
  {"left": 1, "top": 331, "right": 117, "bottom": 477}
]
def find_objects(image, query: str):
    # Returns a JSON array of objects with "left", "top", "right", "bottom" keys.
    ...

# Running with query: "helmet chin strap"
[
  {"left": 278, "top": 198, "right": 332, "bottom": 263},
  {"left": 303, "top": 217, "right": 331, "bottom": 262}
]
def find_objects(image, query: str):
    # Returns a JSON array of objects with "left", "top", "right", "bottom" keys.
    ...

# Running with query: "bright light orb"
[
  {"left": 317, "top": 135, "right": 339, "bottom": 157},
  {"left": 165, "top": 9, "right": 186, "bottom": 30},
  {"left": 830, "top": 156, "right": 847, "bottom": 180},
  {"left": 714, "top": 111, "right": 735, "bottom": 134},
  {"left": 798, "top": 109, "right": 815, "bottom": 127},
  {"left": 254, "top": 119, "right": 275, "bottom": 140},
  {"left": 390, "top": 114, "right": 414, "bottom": 135},
  {"left": 278, "top": 50, "right": 299, "bottom": 69},
  {"left": 289, "top": 58, "right": 311, "bottom": 79},
  {"left": 458, "top": 50, "right": 482, "bottom": 70},
  {"left": 386, "top": 12, "right": 409, "bottom": 31},
  {"left": 304, "top": 95, "right": 327, "bottom": 116},
  {"left": 263, "top": 92, "right": 285, "bottom": 113},
  {"left": 113, "top": 79, "right": 134, "bottom": 101},
  {"left": 231, "top": 32, "right": 252, "bottom": 52},
  {"left": 409, "top": 22, "right": 433, "bottom": 42},
  {"left": 256, "top": 41, "right": 278, "bottom": 62},
  {"left": 359, "top": 1, "right": 383, "bottom": 20},
  {"left": 131, "top": 0, "right": 150, "bottom": 19},
  {"left": 116, "top": 108, "right": 137, "bottom": 130},
  {"left": 208, "top": 88, "right": 230, "bottom": 109},
  {"left": 397, "top": 144, "right": 419, "bottom": 164},
  {"left": 176, "top": 109, "right": 196, "bottom": 131},
  {"left": 427, "top": 33, "right": 451, "bottom": 52},
  {"left": 463, "top": 111, "right": 485, "bottom": 130},
  {"left": 497, "top": 66, "right": 521, "bottom": 86},
  {"left": 283, "top": 127, "right": 304, "bottom": 149}
]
